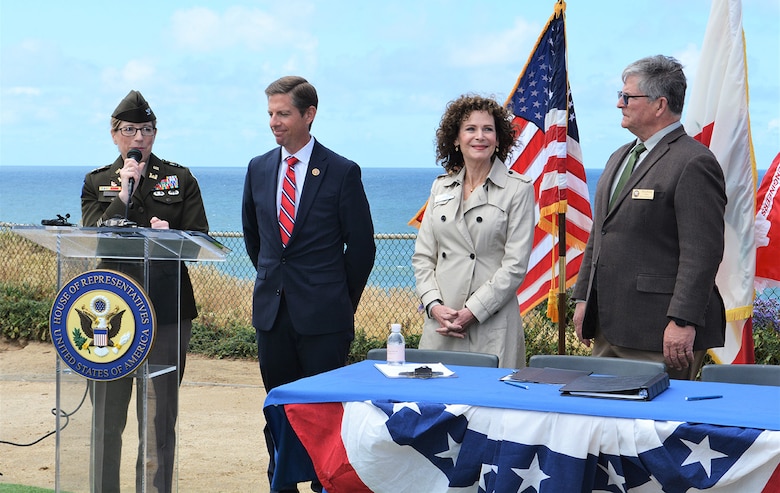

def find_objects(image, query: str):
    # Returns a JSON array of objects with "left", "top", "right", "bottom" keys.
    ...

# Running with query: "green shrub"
[
  {"left": 0, "top": 282, "right": 53, "bottom": 341},
  {"left": 190, "top": 312, "right": 257, "bottom": 359},
  {"left": 523, "top": 293, "right": 590, "bottom": 363},
  {"left": 753, "top": 297, "right": 780, "bottom": 365}
]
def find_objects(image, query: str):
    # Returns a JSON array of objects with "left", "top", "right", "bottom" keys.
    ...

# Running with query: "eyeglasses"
[
  {"left": 118, "top": 126, "right": 155, "bottom": 137},
  {"left": 617, "top": 91, "right": 651, "bottom": 105}
]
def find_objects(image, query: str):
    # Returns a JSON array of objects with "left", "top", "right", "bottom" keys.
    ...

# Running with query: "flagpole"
[{"left": 557, "top": 211, "right": 567, "bottom": 354}]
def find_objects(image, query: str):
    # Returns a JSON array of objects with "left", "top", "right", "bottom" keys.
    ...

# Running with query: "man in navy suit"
[{"left": 242, "top": 76, "right": 375, "bottom": 492}]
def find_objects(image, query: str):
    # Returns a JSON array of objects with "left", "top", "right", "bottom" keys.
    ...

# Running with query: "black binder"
[
  {"left": 559, "top": 372, "right": 670, "bottom": 401},
  {"left": 503, "top": 367, "right": 593, "bottom": 385}
]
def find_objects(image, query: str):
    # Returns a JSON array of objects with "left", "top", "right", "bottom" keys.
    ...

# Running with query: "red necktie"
[{"left": 279, "top": 156, "right": 299, "bottom": 247}]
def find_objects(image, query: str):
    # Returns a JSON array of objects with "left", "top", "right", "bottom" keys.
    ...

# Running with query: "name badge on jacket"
[
  {"left": 434, "top": 193, "right": 455, "bottom": 205},
  {"left": 632, "top": 189, "right": 655, "bottom": 200}
]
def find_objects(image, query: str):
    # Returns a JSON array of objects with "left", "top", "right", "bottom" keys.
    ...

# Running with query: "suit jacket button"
[
  {"left": 275, "top": 289, "right": 281, "bottom": 296},
  {"left": 476, "top": 216, "right": 483, "bottom": 222},
  {"left": 442, "top": 252, "right": 447, "bottom": 259},
  {"left": 440, "top": 215, "right": 446, "bottom": 222},
  {"left": 469, "top": 253, "right": 475, "bottom": 260}
]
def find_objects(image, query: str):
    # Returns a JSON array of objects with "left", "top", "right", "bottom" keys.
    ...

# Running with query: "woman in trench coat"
[{"left": 413, "top": 95, "right": 535, "bottom": 369}]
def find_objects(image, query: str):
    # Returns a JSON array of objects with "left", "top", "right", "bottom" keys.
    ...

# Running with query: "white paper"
[{"left": 373, "top": 362, "right": 456, "bottom": 378}]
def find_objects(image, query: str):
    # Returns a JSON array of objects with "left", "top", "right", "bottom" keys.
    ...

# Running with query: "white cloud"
[
  {"left": 675, "top": 42, "right": 702, "bottom": 76},
  {"left": 170, "top": 5, "right": 316, "bottom": 53},
  {"left": 122, "top": 60, "right": 157, "bottom": 86},
  {"left": 449, "top": 16, "right": 541, "bottom": 68},
  {"left": 99, "top": 59, "right": 158, "bottom": 93},
  {"left": 6, "top": 87, "right": 41, "bottom": 96}
]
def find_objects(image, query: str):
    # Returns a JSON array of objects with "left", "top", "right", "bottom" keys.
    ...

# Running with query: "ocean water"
[
  {"left": 0, "top": 166, "right": 606, "bottom": 232},
  {"left": 0, "top": 165, "right": 766, "bottom": 233},
  {"left": 2, "top": 165, "right": 768, "bottom": 288},
  {"left": 1, "top": 165, "right": 768, "bottom": 232},
  {"left": 0, "top": 166, "right": 440, "bottom": 232}
]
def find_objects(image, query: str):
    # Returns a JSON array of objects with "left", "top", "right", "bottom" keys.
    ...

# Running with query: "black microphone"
[
  {"left": 126, "top": 148, "right": 143, "bottom": 186},
  {"left": 125, "top": 148, "right": 142, "bottom": 217}
]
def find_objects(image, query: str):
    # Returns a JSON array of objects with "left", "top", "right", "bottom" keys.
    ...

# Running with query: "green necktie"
[{"left": 609, "top": 142, "right": 646, "bottom": 209}]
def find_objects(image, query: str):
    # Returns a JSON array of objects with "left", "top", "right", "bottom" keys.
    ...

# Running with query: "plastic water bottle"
[{"left": 386, "top": 323, "right": 405, "bottom": 365}]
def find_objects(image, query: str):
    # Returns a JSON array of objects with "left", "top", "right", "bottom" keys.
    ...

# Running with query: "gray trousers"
[{"left": 90, "top": 320, "right": 192, "bottom": 493}]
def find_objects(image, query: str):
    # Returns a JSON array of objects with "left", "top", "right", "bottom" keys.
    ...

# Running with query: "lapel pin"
[{"left": 312, "top": 168, "right": 320, "bottom": 176}]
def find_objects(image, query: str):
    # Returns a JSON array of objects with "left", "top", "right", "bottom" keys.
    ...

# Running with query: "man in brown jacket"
[{"left": 573, "top": 55, "right": 727, "bottom": 380}]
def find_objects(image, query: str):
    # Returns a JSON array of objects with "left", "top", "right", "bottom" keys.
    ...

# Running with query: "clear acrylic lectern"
[{"left": 12, "top": 225, "right": 229, "bottom": 493}]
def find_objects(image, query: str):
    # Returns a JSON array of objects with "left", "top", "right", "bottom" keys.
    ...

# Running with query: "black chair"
[
  {"left": 366, "top": 348, "right": 499, "bottom": 368},
  {"left": 700, "top": 364, "right": 780, "bottom": 387},
  {"left": 528, "top": 354, "right": 666, "bottom": 376}
]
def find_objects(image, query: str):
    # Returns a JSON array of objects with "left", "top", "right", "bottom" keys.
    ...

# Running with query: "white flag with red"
[{"left": 684, "top": 0, "right": 756, "bottom": 364}]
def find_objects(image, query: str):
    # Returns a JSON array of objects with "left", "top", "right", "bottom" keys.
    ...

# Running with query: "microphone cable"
[{"left": 0, "top": 380, "right": 89, "bottom": 447}]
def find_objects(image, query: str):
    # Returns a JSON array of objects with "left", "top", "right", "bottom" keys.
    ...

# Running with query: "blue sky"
[{"left": 1, "top": 0, "right": 778, "bottom": 170}]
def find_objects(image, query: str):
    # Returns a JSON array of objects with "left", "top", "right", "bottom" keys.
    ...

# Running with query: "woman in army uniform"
[{"left": 81, "top": 90, "right": 208, "bottom": 493}]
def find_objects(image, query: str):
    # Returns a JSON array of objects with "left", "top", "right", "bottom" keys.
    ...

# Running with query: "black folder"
[
  {"left": 503, "top": 367, "right": 592, "bottom": 385},
  {"left": 559, "top": 372, "right": 670, "bottom": 401}
]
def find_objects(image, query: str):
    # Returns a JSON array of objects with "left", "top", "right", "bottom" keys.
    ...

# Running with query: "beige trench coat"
[{"left": 413, "top": 160, "right": 535, "bottom": 368}]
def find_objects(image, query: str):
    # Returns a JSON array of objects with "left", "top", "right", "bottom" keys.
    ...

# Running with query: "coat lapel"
[
  {"left": 610, "top": 127, "right": 685, "bottom": 212},
  {"left": 266, "top": 149, "right": 283, "bottom": 220},
  {"left": 603, "top": 144, "right": 632, "bottom": 217},
  {"left": 441, "top": 168, "right": 474, "bottom": 249}
]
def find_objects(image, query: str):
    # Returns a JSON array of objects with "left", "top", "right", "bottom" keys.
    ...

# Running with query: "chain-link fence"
[
  {"left": 186, "top": 232, "right": 425, "bottom": 341},
  {"left": 2, "top": 224, "right": 779, "bottom": 357}
]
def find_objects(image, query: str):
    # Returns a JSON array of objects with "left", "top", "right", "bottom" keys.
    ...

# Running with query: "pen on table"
[
  {"left": 685, "top": 395, "right": 723, "bottom": 401},
  {"left": 504, "top": 380, "right": 529, "bottom": 390}
]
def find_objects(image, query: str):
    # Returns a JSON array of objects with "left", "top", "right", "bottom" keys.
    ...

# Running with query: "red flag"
[
  {"left": 756, "top": 153, "right": 780, "bottom": 290},
  {"left": 505, "top": 1, "right": 592, "bottom": 319},
  {"left": 684, "top": 0, "right": 756, "bottom": 364}
]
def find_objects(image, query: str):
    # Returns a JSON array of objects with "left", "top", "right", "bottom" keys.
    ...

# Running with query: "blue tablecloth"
[
  {"left": 264, "top": 361, "right": 780, "bottom": 492},
  {"left": 265, "top": 360, "right": 780, "bottom": 430}
]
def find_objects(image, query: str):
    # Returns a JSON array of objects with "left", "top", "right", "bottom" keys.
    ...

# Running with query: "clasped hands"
[{"left": 430, "top": 304, "right": 476, "bottom": 338}]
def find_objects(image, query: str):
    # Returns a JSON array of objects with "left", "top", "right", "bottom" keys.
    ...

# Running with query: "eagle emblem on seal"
[{"left": 74, "top": 295, "right": 125, "bottom": 349}]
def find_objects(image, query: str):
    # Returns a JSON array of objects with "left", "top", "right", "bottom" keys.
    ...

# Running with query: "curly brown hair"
[{"left": 435, "top": 94, "right": 517, "bottom": 174}]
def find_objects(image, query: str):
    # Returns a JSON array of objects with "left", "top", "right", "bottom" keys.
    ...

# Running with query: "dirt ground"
[{"left": 0, "top": 340, "right": 272, "bottom": 492}]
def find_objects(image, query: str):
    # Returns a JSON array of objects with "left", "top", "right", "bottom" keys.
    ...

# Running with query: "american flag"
[
  {"left": 286, "top": 401, "right": 780, "bottom": 492},
  {"left": 504, "top": 1, "right": 592, "bottom": 319}
]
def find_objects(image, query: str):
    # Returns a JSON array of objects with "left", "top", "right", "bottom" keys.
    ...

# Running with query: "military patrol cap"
[{"left": 112, "top": 90, "right": 156, "bottom": 123}]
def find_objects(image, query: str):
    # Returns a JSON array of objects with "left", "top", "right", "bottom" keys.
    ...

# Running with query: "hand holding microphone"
[
  {"left": 126, "top": 148, "right": 143, "bottom": 183},
  {"left": 120, "top": 148, "right": 144, "bottom": 206}
]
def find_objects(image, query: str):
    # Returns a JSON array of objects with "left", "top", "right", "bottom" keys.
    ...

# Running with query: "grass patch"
[{"left": 0, "top": 485, "right": 58, "bottom": 493}]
